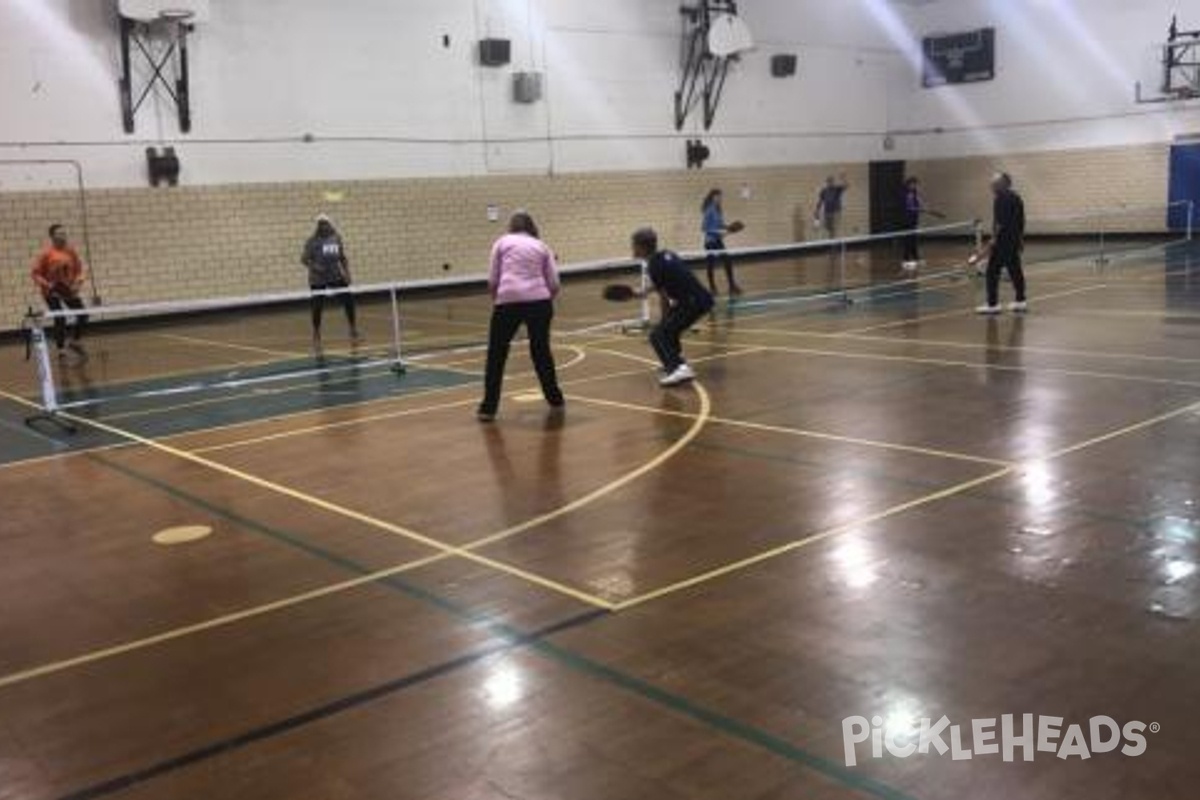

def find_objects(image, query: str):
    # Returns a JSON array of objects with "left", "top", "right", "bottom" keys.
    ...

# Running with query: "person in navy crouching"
[{"left": 632, "top": 227, "right": 714, "bottom": 387}]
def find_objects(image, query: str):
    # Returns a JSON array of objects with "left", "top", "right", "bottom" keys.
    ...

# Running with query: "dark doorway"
[
  {"left": 869, "top": 160, "right": 907, "bottom": 234},
  {"left": 1168, "top": 143, "right": 1200, "bottom": 232}
]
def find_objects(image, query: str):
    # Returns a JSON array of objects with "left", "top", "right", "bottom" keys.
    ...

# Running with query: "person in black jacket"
[
  {"left": 633, "top": 227, "right": 715, "bottom": 387},
  {"left": 977, "top": 173, "right": 1028, "bottom": 314}
]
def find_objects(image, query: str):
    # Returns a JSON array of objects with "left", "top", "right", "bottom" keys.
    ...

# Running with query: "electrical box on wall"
[
  {"left": 146, "top": 147, "right": 181, "bottom": 187},
  {"left": 513, "top": 72, "right": 543, "bottom": 104},
  {"left": 478, "top": 39, "right": 512, "bottom": 67},
  {"left": 771, "top": 54, "right": 798, "bottom": 78}
]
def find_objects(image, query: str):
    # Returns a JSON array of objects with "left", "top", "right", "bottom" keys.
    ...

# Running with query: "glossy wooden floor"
[{"left": 1, "top": 239, "right": 1199, "bottom": 800}]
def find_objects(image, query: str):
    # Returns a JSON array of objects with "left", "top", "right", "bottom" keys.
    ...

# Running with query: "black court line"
[
  {"left": 59, "top": 609, "right": 607, "bottom": 800},
  {"left": 47, "top": 453, "right": 915, "bottom": 800}
]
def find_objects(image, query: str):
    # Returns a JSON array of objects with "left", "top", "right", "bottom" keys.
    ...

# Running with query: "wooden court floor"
[{"left": 1, "top": 240, "right": 1199, "bottom": 799}]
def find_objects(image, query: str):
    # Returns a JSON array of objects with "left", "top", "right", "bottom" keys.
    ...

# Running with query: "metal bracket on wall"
[
  {"left": 675, "top": 1, "right": 741, "bottom": 131},
  {"left": 119, "top": 14, "right": 193, "bottom": 134},
  {"left": 1135, "top": 16, "right": 1200, "bottom": 104}
]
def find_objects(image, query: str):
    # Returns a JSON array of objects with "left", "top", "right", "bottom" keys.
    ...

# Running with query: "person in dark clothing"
[
  {"left": 301, "top": 214, "right": 360, "bottom": 344},
  {"left": 633, "top": 227, "right": 715, "bottom": 387},
  {"left": 814, "top": 174, "right": 849, "bottom": 239},
  {"left": 701, "top": 188, "right": 742, "bottom": 296},
  {"left": 478, "top": 211, "right": 564, "bottom": 422},
  {"left": 976, "top": 173, "right": 1028, "bottom": 314},
  {"left": 901, "top": 177, "right": 924, "bottom": 270}
]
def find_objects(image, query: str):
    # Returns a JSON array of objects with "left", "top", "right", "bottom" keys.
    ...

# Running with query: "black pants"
[
  {"left": 705, "top": 237, "right": 736, "bottom": 292},
  {"left": 902, "top": 213, "right": 921, "bottom": 262},
  {"left": 650, "top": 299, "right": 710, "bottom": 373},
  {"left": 481, "top": 300, "right": 563, "bottom": 415},
  {"left": 310, "top": 280, "right": 357, "bottom": 335},
  {"left": 986, "top": 246, "right": 1027, "bottom": 307},
  {"left": 45, "top": 292, "right": 87, "bottom": 349}
]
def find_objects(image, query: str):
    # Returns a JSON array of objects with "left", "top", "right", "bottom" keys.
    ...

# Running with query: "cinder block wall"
[
  {"left": 907, "top": 142, "right": 1173, "bottom": 234},
  {"left": 0, "top": 141, "right": 1183, "bottom": 329},
  {"left": 0, "top": 163, "right": 866, "bottom": 328}
]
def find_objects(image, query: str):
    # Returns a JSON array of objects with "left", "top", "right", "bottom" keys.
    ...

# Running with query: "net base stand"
[
  {"left": 25, "top": 410, "right": 79, "bottom": 436},
  {"left": 620, "top": 320, "right": 651, "bottom": 335}
]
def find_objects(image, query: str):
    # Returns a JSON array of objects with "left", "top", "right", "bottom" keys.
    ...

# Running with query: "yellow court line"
[
  {"left": 0, "top": 388, "right": 614, "bottom": 613},
  {"left": 104, "top": 344, "right": 586, "bottom": 424},
  {"left": 729, "top": 341, "right": 1200, "bottom": 391},
  {"left": 725, "top": 326, "right": 1200, "bottom": 368},
  {"left": 1041, "top": 399, "right": 1200, "bottom": 461},
  {"left": 156, "top": 333, "right": 309, "bottom": 360},
  {"left": 184, "top": 354, "right": 669, "bottom": 455},
  {"left": 143, "top": 334, "right": 641, "bottom": 449},
  {"left": 0, "top": 375, "right": 717, "bottom": 688},
  {"left": 612, "top": 393, "right": 1200, "bottom": 610},
  {"left": 0, "top": 440, "right": 134, "bottom": 473},
  {"left": 1059, "top": 308, "right": 1200, "bottom": 319},
  {"left": 191, "top": 396, "right": 481, "bottom": 454},
  {"left": 460, "top": 382, "right": 712, "bottom": 553},
  {"left": 841, "top": 284, "right": 1108, "bottom": 335},
  {"left": 612, "top": 467, "right": 1015, "bottom": 611},
  {"left": 568, "top": 393, "right": 1012, "bottom": 468},
  {"left": 0, "top": 553, "right": 448, "bottom": 691}
]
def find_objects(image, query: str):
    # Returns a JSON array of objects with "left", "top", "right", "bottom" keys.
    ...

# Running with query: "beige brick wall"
[
  {"left": 1, "top": 163, "right": 865, "bottom": 329},
  {"left": 908, "top": 142, "right": 1174, "bottom": 234},
  {"left": 0, "top": 140, "right": 1184, "bottom": 329}
]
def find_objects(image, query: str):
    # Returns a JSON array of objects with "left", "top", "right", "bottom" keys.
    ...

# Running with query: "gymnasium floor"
[{"left": 1, "top": 238, "right": 1199, "bottom": 799}]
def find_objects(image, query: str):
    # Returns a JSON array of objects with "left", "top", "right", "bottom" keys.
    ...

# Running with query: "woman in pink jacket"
[{"left": 478, "top": 211, "right": 565, "bottom": 421}]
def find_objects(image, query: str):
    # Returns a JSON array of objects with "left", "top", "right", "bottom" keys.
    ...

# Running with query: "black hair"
[
  {"left": 905, "top": 176, "right": 919, "bottom": 187},
  {"left": 701, "top": 188, "right": 722, "bottom": 213},
  {"left": 49, "top": 223, "right": 64, "bottom": 238},
  {"left": 631, "top": 227, "right": 658, "bottom": 254},
  {"left": 509, "top": 211, "right": 540, "bottom": 239}
]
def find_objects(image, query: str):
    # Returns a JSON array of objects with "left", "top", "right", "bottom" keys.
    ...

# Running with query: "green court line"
[{"left": 84, "top": 452, "right": 917, "bottom": 800}]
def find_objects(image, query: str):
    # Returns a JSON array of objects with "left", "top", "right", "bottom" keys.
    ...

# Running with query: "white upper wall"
[
  {"left": 0, "top": 0, "right": 905, "bottom": 188},
  {"left": 887, "top": 0, "right": 1200, "bottom": 159},
  {"left": 3, "top": 0, "right": 1197, "bottom": 190}
]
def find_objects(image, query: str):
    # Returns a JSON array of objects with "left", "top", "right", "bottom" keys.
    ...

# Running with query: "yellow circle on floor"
[
  {"left": 153, "top": 525, "right": 214, "bottom": 546},
  {"left": 512, "top": 393, "right": 542, "bottom": 403}
]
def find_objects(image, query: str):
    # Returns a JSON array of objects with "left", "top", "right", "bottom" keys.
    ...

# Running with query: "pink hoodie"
[{"left": 489, "top": 233, "right": 560, "bottom": 306}]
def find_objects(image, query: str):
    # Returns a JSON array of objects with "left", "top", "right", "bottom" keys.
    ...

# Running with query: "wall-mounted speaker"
[
  {"left": 513, "top": 72, "right": 543, "bottom": 104},
  {"left": 771, "top": 53, "right": 798, "bottom": 78},
  {"left": 146, "top": 146, "right": 180, "bottom": 187},
  {"left": 479, "top": 39, "right": 512, "bottom": 67}
]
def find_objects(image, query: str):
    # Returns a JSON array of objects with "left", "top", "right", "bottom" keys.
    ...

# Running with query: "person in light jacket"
[{"left": 478, "top": 211, "right": 565, "bottom": 422}]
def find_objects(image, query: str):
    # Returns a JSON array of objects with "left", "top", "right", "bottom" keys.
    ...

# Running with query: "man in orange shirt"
[{"left": 30, "top": 223, "right": 88, "bottom": 356}]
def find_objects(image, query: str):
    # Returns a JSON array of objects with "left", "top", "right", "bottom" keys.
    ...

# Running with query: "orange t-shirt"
[{"left": 31, "top": 244, "right": 85, "bottom": 297}]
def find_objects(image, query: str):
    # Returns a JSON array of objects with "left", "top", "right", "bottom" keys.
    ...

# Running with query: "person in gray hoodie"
[{"left": 301, "top": 213, "right": 360, "bottom": 345}]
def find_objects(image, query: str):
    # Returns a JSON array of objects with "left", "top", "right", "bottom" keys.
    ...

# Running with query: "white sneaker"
[
  {"left": 659, "top": 364, "right": 696, "bottom": 386},
  {"left": 901, "top": 261, "right": 919, "bottom": 272},
  {"left": 975, "top": 304, "right": 1003, "bottom": 315},
  {"left": 1008, "top": 301, "right": 1029, "bottom": 313}
]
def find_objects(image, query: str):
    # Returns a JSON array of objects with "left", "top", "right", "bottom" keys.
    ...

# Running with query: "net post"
[
  {"left": 639, "top": 259, "right": 651, "bottom": 328},
  {"left": 23, "top": 310, "right": 76, "bottom": 434},
  {"left": 1096, "top": 212, "right": 1108, "bottom": 269},
  {"left": 1188, "top": 200, "right": 1195, "bottom": 242},
  {"left": 838, "top": 239, "right": 850, "bottom": 305},
  {"left": 389, "top": 284, "right": 406, "bottom": 374}
]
